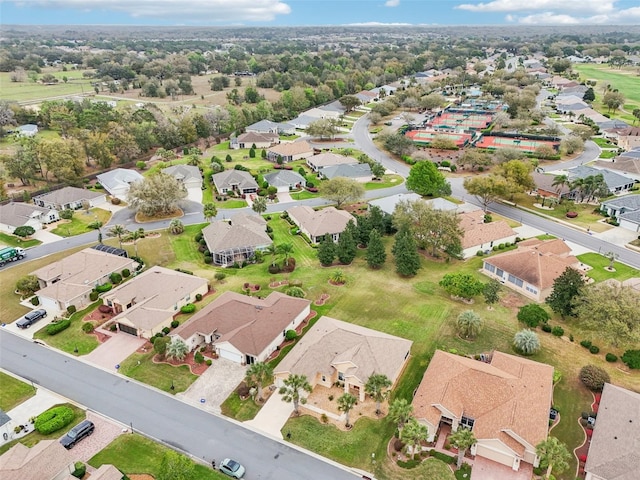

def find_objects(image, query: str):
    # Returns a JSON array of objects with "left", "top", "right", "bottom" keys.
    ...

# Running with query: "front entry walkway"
[
  {"left": 244, "top": 391, "right": 293, "bottom": 439},
  {"left": 471, "top": 456, "right": 533, "bottom": 480}
]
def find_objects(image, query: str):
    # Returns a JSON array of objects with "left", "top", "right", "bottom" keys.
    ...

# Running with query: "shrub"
[
  {"left": 47, "top": 319, "right": 71, "bottom": 335},
  {"left": 171, "top": 320, "right": 179, "bottom": 328},
  {"left": 580, "top": 340, "right": 592, "bottom": 349},
  {"left": 397, "top": 459, "right": 421, "bottom": 469},
  {"left": 580, "top": 365, "right": 610, "bottom": 391},
  {"left": 122, "top": 268, "right": 130, "bottom": 278},
  {"left": 206, "top": 359, "right": 212, "bottom": 366},
  {"left": 589, "top": 345, "right": 600, "bottom": 354},
  {"left": 66, "top": 305, "right": 77, "bottom": 315},
  {"left": 111, "top": 197, "right": 121, "bottom": 205},
  {"left": 34, "top": 406, "right": 74, "bottom": 434},
  {"left": 393, "top": 438, "right": 405, "bottom": 451},
  {"left": 621, "top": 349, "right": 640, "bottom": 369},
  {"left": 430, "top": 450, "right": 456, "bottom": 464},
  {"left": 542, "top": 324, "right": 552, "bottom": 333},
  {"left": 195, "top": 293, "right": 202, "bottom": 301},
  {"left": 89, "top": 291, "right": 99, "bottom": 301},
  {"left": 517, "top": 304, "right": 550, "bottom": 328},
  {"left": 30, "top": 296, "right": 40, "bottom": 306},
  {"left": 195, "top": 352, "right": 204, "bottom": 364},
  {"left": 285, "top": 329, "right": 297, "bottom": 341},
  {"left": 268, "top": 263, "right": 281, "bottom": 274},
  {"left": 204, "top": 255, "right": 213, "bottom": 264},
  {"left": 109, "top": 272, "right": 122, "bottom": 284},
  {"left": 551, "top": 326, "right": 564, "bottom": 337},
  {"left": 237, "top": 383, "right": 250, "bottom": 398},
  {"left": 136, "top": 161, "right": 147, "bottom": 170},
  {"left": 162, "top": 327, "right": 171, "bottom": 335},
  {"left": 214, "top": 272, "right": 226, "bottom": 281},
  {"left": 60, "top": 209, "right": 74, "bottom": 220},
  {"left": 605, "top": 353, "right": 618, "bottom": 363},
  {"left": 109, "top": 324, "right": 117, "bottom": 332},
  {"left": 72, "top": 462, "right": 86, "bottom": 479},
  {"left": 180, "top": 303, "right": 196, "bottom": 314},
  {"left": 195, "top": 232, "right": 203, "bottom": 242},
  {"left": 285, "top": 286, "right": 305, "bottom": 298},
  {"left": 95, "top": 283, "right": 113, "bottom": 293},
  {"left": 566, "top": 211, "right": 578, "bottom": 218},
  {"left": 82, "top": 322, "right": 94, "bottom": 333}
]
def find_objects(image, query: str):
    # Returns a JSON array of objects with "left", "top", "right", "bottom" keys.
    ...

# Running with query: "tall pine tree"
[
  {"left": 392, "top": 227, "right": 421, "bottom": 276},
  {"left": 337, "top": 220, "right": 357, "bottom": 264},
  {"left": 317, "top": 234, "right": 336, "bottom": 266},
  {"left": 366, "top": 228, "right": 387, "bottom": 269},
  {"left": 356, "top": 214, "right": 372, "bottom": 246}
]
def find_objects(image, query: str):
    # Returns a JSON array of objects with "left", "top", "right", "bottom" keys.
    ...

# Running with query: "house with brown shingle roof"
[
  {"left": 267, "top": 140, "right": 314, "bottom": 163},
  {"left": 616, "top": 127, "right": 640, "bottom": 152},
  {"left": 32, "top": 248, "right": 138, "bottom": 312},
  {"left": 0, "top": 440, "right": 74, "bottom": 480},
  {"left": 481, "top": 238, "right": 583, "bottom": 301},
  {"left": 413, "top": 350, "right": 554, "bottom": 472},
  {"left": 171, "top": 291, "right": 310, "bottom": 364},
  {"left": 459, "top": 210, "right": 517, "bottom": 258},
  {"left": 232, "top": 131, "right": 279, "bottom": 149},
  {"left": 584, "top": 383, "right": 640, "bottom": 480},
  {"left": 103, "top": 266, "right": 209, "bottom": 338},
  {"left": 286, "top": 205, "right": 355, "bottom": 244},
  {"left": 274, "top": 316, "right": 412, "bottom": 401},
  {"left": 202, "top": 213, "right": 272, "bottom": 267}
]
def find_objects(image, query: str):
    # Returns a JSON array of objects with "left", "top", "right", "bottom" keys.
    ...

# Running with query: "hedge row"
[
  {"left": 46, "top": 319, "right": 71, "bottom": 335},
  {"left": 34, "top": 406, "right": 74, "bottom": 434},
  {"left": 430, "top": 450, "right": 456, "bottom": 464}
]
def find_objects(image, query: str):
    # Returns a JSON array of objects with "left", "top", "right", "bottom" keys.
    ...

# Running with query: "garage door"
[
  {"left": 38, "top": 296, "right": 61, "bottom": 312},
  {"left": 476, "top": 444, "right": 515, "bottom": 468},
  {"left": 218, "top": 348, "right": 243, "bottom": 363},
  {"left": 118, "top": 323, "right": 138, "bottom": 336}
]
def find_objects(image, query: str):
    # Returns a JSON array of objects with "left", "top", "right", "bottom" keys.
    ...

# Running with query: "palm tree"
[
  {"left": 389, "top": 398, "right": 413, "bottom": 432},
  {"left": 570, "top": 178, "right": 585, "bottom": 203},
  {"left": 551, "top": 174, "right": 569, "bottom": 199},
  {"left": 400, "top": 418, "right": 428, "bottom": 459},
  {"left": 536, "top": 437, "right": 570, "bottom": 479},
  {"left": 168, "top": 219, "right": 184, "bottom": 235},
  {"left": 277, "top": 243, "right": 294, "bottom": 264},
  {"left": 165, "top": 338, "right": 189, "bottom": 361},
  {"left": 278, "top": 374, "right": 312, "bottom": 415},
  {"left": 203, "top": 203, "right": 218, "bottom": 222},
  {"left": 245, "top": 362, "right": 273, "bottom": 402},
  {"left": 365, "top": 373, "right": 392, "bottom": 415},
  {"left": 252, "top": 196, "right": 267, "bottom": 214},
  {"left": 456, "top": 310, "right": 483, "bottom": 339},
  {"left": 126, "top": 229, "right": 144, "bottom": 257},
  {"left": 604, "top": 251, "right": 619, "bottom": 269},
  {"left": 337, "top": 393, "right": 358, "bottom": 427},
  {"left": 108, "top": 224, "right": 128, "bottom": 249},
  {"left": 264, "top": 244, "right": 278, "bottom": 267},
  {"left": 514, "top": 329, "right": 541, "bottom": 355},
  {"left": 330, "top": 269, "right": 346, "bottom": 284},
  {"left": 449, "top": 427, "right": 477, "bottom": 468}
]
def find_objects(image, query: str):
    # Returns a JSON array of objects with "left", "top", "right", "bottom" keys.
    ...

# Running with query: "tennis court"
[
  {"left": 406, "top": 129, "right": 472, "bottom": 147},
  {"left": 475, "top": 135, "right": 560, "bottom": 153},
  {"left": 428, "top": 111, "right": 494, "bottom": 130}
]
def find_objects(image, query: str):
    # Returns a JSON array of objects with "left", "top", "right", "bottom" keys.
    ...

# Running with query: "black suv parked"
[
  {"left": 16, "top": 309, "right": 47, "bottom": 329},
  {"left": 59, "top": 420, "right": 95, "bottom": 449}
]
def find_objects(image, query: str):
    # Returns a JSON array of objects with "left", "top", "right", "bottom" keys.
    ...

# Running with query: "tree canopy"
[
  {"left": 406, "top": 161, "right": 450, "bottom": 197},
  {"left": 319, "top": 177, "right": 364, "bottom": 208},
  {"left": 545, "top": 267, "right": 585, "bottom": 318},
  {"left": 127, "top": 172, "right": 187, "bottom": 217}
]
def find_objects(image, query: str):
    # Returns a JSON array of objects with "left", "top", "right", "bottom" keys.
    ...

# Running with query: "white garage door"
[
  {"left": 218, "top": 348, "right": 243, "bottom": 363},
  {"left": 620, "top": 219, "right": 640, "bottom": 232},
  {"left": 476, "top": 444, "right": 515, "bottom": 468},
  {"left": 38, "top": 296, "right": 60, "bottom": 312}
]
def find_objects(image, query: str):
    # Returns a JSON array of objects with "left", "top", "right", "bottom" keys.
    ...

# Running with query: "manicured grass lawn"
[
  {"left": 280, "top": 134, "right": 301, "bottom": 140},
  {"left": 32, "top": 302, "right": 101, "bottom": 355},
  {"left": 0, "top": 232, "right": 41, "bottom": 248},
  {"left": 89, "top": 434, "right": 227, "bottom": 480},
  {"left": 377, "top": 457, "right": 456, "bottom": 480},
  {"left": 168, "top": 224, "right": 209, "bottom": 269},
  {"left": 577, "top": 252, "right": 639, "bottom": 282},
  {"left": 591, "top": 137, "right": 616, "bottom": 148},
  {"left": 0, "top": 372, "right": 35, "bottom": 411},
  {"left": 365, "top": 174, "right": 404, "bottom": 191},
  {"left": 119, "top": 351, "right": 198, "bottom": 394},
  {"left": 290, "top": 189, "right": 319, "bottom": 200},
  {"left": 216, "top": 198, "right": 247, "bottom": 209},
  {"left": 220, "top": 393, "right": 262, "bottom": 421},
  {"left": 0, "top": 403, "right": 85, "bottom": 455},
  {"left": 598, "top": 150, "right": 617, "bottom": 159},
  {"left": 51, "top": 208, "right": 112, "bottom": 237}
]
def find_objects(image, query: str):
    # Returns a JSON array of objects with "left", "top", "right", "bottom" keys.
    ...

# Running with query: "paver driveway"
[{"left": 470, "top": 456, "right": 533, "bottom": 480}]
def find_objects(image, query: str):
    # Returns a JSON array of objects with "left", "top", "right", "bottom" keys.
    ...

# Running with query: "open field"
[{"left": 0, "top": 70, "right": 96, "bottom": 102}]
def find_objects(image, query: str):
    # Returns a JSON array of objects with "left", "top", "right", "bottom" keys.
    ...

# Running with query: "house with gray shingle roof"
[
  {"left": 600, "top": 195, "right": 640, "bottom": 233},
  {"left": 568, "top": 165, "right": 635, "bottom": 196},
  {"left": 246, "top": 119, "right": 294, "bottom": 135},
  {"left": 263, "top": 170, "right": 306, "bottom": 193},
  {"left": 584, "top": 383, "right": 640, "bottom": 480},
  {"left": 16, "top": 124, "right": 38, "bottom": 137},
  {"left": 34, "top": 186, "right": 106, "bottom": 211},
  {"left": 369, "top": 193, "right": 423, "bottom": 215},
  {"left": 231, "top": 131, "right": 279, "bottom": 149},
  {"left": 306, "top": 152, "right": 358, "bottom": 172},
  {"left": 319, "top": 163, "right": 373, "bottom": 183},
  {"left": 96, "top": 168, "right": 143, "bottom": 199},
  {"left": 287, "top": 206, "right": 354, "bottom": 244},
  {"left": 0, "top": 202, "right": 59, "bottom": 234},
  {"left": 211, "top": 170, "right": 259, "bottom": 195},
  {"left": 274, "top": 315, "right": 412, "bottom": 401},
  {"left": 202, "top": 213, "right": 272, "bottom": 267},
  {"left": 162, "top": 164, "right": 203, "bottom": 190}
]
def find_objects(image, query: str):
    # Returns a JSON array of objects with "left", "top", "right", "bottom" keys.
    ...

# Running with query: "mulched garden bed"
[
  {"left": 269, "top": 280, "right": 289, "bottom": 288},
  {"left": 152, "top": 351, "right": 211, "bottom": 376},
  {"left": 314, "top": 294, "right": 330, "bottom": 306}
]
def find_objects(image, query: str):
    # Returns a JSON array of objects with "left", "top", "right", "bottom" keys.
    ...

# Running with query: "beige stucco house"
[
  {"left": 274, "top": 316, "right": 412, "bottom": 401},
  {"left": 459, "top": 210, "right": 518, "bottom": 259},
  {"left": 287, "top": 205, "right": 354, "bottom": 244},
  {"left": 0, "top": 440, "right": 74, "bottom": 480},
  {"left": 267, "top": 140, "right": 314, "bottom": 163},
  {"left": 172, "top": 291, "right": 310, "bottom": 365},
  {"left": 413, "top": 350, "right": 554, "bottom": 472}
]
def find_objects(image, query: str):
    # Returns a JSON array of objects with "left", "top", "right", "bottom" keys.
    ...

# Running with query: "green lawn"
[
  {"left": 0, "top": 403, "right": 85, "bottom": 455},
  {"left": 280, "top": 134, "right": 301, "bottom": 140},
  {"left": 290, "top": 189, "right": 319, "bottom": 200},
  {"left": 591, "top": 137, "right": 616, "bottom": 148},
  {"left": 0, "top": 232, "right": 41, "bottom": 248},
  {"left": 32, "top": 301, "right": 101, "bottom": 355},
  {"left": 220, "top": 393, "right": 262, "bottom": 421},
  {"left": 119, "top": 351, "right": 198, "bottom": 394},
  {"left": 0, "top": 372, "right": 35, "bottom": 411},
  {"left": 577, "top": 252, "right": 639, "bottom": 282},
  {"left": 89, "top": 434, "right": 227, "bottom": 480},
  {"left": 51, "top": 208, "right": 112, "bottom": 237},
  {"left": 365, "top": 175, "right": 404, "bottom": 191},
  {"left": 599, "top": 150, "right": 617, "bottom": 159},
  {"left": 0, "top": 71, "right": 96, "bottom": 102}
]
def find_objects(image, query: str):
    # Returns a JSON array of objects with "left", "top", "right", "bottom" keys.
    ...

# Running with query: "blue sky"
[{"left": 2, "top": 0, "right": 640, "bottom": 26}]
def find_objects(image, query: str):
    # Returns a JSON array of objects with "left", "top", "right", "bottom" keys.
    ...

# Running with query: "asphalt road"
[{"left": 0, "top": 330, "right": 359, "bottom": 480}]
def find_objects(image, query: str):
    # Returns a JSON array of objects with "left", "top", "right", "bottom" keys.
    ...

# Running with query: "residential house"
[
  {"left": 413, "top": 350, "right": 553, "bottom": 472},
  {"left": 267, "top": 141, "right": 314, "bottom": 163},
  {"left": 231, "top": 131, "right": 279, "bottom": 150},
  {"left": 263, "top": 170, "right": 306, "bottom": 193},
  {"left": 246, "top": 119, "right": 295, "bottom": 135},
  {"left": 34, "top": 186, "right": 106, "bottom": 211},
  {"left": 594, "top": 149, "right": 640, "bottom": 181},
  {"left": 458, "top": 210, "right": 518, "bottom": 259},
  {"left": 568, "top": 165, "right": 635, "bottom": 196},
  {"left": 481, "top": 238, "right": 583, "bottom": 301},
  {"left": 211, "top": 170, "right": 259, "bottom": 195},
  {"left": 76, "top": 465, "right": 123, "bottom": 480},
  {"left": 600, "top": 194, "right": 640, "bottom": 232},
  {"left": 616, "top": 127, "right": 640, "bottom": 151},
  {"left": 287, "top": 206, "right": 354, "bottom": 244},
  {"left": 354, "top": 90, "right": 377, "bottom": 104},
  {"left": 15, "top": 124, "right": 38, "bottom": 137},
  {"left": 0, "top": 202, "right": 59, "bottom": 234},
  {"left": 425, "top": 197, "right": 460, "bottom": 212},
  {"left": 306, "top": 152, "right": 359, "bottom": 172},
  {"left": 368, "top": 193, "right": 423, "bottom": 215},
  {"left": 274, "top": 315, "right": 412, "bottom": 401},
  {"left": 104, "top": 266, "right": 209, "bottom": 338},
  {"left": 96, "top": 168, "right": 144, "bottom": 199},
  {"left": 0, "top": 440, "right": 73, "bottom": 480},
  {"left": 172, "top": 291, "right": 311, "bottom": 364},
  {"left": 532, "top": 172, "right": 574, "bottom": 200},
  {"left": 584, "top": 383, "right": 640, "bottom": 480},
  {"left": 162, "top": 165, "right": 203, "bottom": 190},
  {"left": 202, "top": 213, "right": 272, "bottom": 267},
  {"left": 319, "top": 163, "right": 373, "bottom": 183},
  {"left": 288, "top": 114, "right": 317, "bottom": 130},
  {"left": 32, "top": 248, "right": 138, "bottom": 312}
]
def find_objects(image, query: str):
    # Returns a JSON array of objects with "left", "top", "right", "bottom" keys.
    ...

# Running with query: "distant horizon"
[{"left": 1, "top": 0, "right": 639, "bottom": 27}]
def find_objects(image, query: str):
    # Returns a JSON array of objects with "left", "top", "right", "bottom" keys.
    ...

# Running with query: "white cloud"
[
  {"left": 507, "top": 6, "right": 640, "bottom": 23},
  {"left": 384, "top": 0, "right": 401, "bottom": 6},
  {"left": 347, "top": 21, "right": 412, "bottom": 26},
  {"left": 456, "top": 0, "right": 614, "bottom": 14},
  {"left": 8, "top": 0, "right": 292, "bottom": 22}
]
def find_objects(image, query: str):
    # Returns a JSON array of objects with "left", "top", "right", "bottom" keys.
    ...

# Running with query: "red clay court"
[
  {"left": 406, "top": 129, "right": 472, "bottom": 148},
  {"left": 427, "top": 111, "right": 494, "bottom": 130},
  {"left": 475, "top": 135, "right": 560, "bottom": 153}
]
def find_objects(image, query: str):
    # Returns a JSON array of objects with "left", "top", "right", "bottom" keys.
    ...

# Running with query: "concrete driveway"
[
  {"left": 176, "top": 357, "right": 246, "bottom": 413},
  {"left": 245, "top": 391, "right": 294, "bottom": 439},
  {"left": 84, "top": 332, "right": 145, "bottom": 370},
  {"left": 186, "top": 186, "right": 203, "bottom": 203},
  {"left": 277, "top": 191, "right": 293, "bottom": 202},
  {"left": 470, "top": 456, "right": 533, "bottom": 480},
  {"left": 32, "top": 229, "right": 64, "bottom": 244}
]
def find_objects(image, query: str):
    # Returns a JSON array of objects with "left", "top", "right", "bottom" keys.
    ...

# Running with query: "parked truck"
[{"left": 0, "top": 246, "right": 27, "bottom": 266}]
